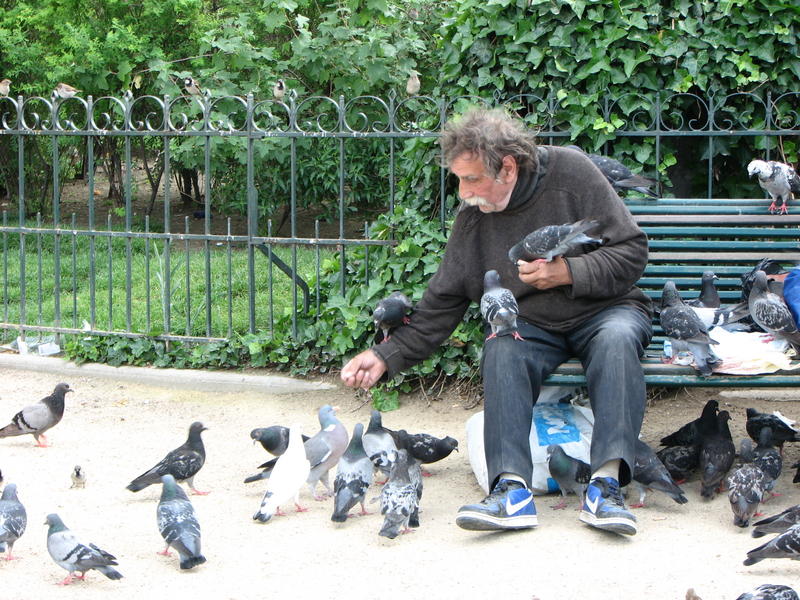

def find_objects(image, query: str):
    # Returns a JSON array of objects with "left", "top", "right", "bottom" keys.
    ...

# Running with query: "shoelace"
[
  {"left": 483, "top": 480, "right": 520, "bottom": 504},
  {"left": 602, "top": 479, "right": 625, "bottom": 507}
]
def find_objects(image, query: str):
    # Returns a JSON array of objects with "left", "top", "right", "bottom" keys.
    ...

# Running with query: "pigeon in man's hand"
[
  {"left": 45, "top": 513, "right": 123, "bottom": 585},
  {"left": 735, "top": 584, "right": 799, "bottom": 600},
  {"left": 747, "top": 159, "right": 800, "bottom": 215},
  {"left": 546, "top": 444, "right": 591, "bottom": 509},
  {"left": 686, "top": 271, "right": 721, "bottom": 309},
  {"left": 699, "top": 410, "right": 735, "bottom": 499},
  {"left": 631, "top": 438, "right": 688, "bottom": 507},
  {"left": 748, "top": 270, "right": 800, "bottom": 351},
  {"left": 744, "top": 522, "right": 800, "bottom": 565},
  {"left": 0, "top": 483, "right": 26, "bottom": 561},
  {"left": 253, "top": 424, "right": 310, "bottom": 523},
  {"left": 0, "top": 382, "right": 72, "bottom": 447},
  {"left": 659, "top": 281, "right": 721, "bottom": 376},
  {"left": 745, "top": 407, "right": 800, "bottom": 453},
  {"left": 156, "top": 474, "right": 206, "bottom": 570},
  {"left": 250, "top": 425, "right": 309, "bottom": 457},
  {"left": 727, "top": 463, "right": 769, "bottom": 527},
  {"left": 126, "top": 422, "right": 209, "bottom": 495},
  {"left": 751, "top": 504, "right": 800, "bottom": 538},
  {"left": 361, "top": 410, "right": 398, "bottom": 480},
  {"left": 70, "top": 465, "right": 86, "bottom": 489},
  {"left": 481, "top": 270, "right": 523, "bottom": 341},
  {"left": 567, "top": 145, "right": 658, "bottom": 198},
  {"left": 391, "top": 429, "right": 458, "bottom": 476},
  {"left": 373, "top": 291, "right": 413, "bottom": 343},
  {"left": 379, "top": 449, "right": 420, "bottom": 539},
  {"left": 331, "top": 423, "right": 373, "bottom": 522},
  {"left": 508, "top": 219, "right": 602, "bottom": 264}
]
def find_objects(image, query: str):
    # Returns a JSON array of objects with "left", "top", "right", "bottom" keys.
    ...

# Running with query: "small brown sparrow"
[
  {"left": 273, "top": 78, "right": 286, "bottom": 101},
  {"left": 70, "top": 465, "right": 86, "bottom": 488},
  {"left": 54, "top": 82, "right": 80, "bottom": 99},
  {"left": 183, "top": 76, "right": 202, "bottom": 96},
  {"left": 0, "top": 79, "right": 10, "bottom": 97},
  {"left": 406, "top": 71, "right": 420, "bottom": 96}
]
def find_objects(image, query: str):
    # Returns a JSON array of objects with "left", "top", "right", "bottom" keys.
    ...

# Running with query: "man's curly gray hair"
[{"left": 439, "top": 108, "right": 538, "bottom": 176}]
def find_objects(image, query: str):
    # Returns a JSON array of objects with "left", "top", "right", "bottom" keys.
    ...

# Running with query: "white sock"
[
  {"left": 498, "top": 473, "right": 527, "bottom": 488},
  {"left": 591, "top": 459, "right": 621, "bottom": 482}
]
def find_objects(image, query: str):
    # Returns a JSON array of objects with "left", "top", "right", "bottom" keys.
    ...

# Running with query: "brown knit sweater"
[{"left": 372, "top": 145, "right": 652, "bottom": 379}]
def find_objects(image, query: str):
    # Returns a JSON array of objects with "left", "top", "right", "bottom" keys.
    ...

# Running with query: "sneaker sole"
[
  {"left": 579, "top": 510, "right": 637, "bottom": 536},
  {"left": 456, "top": 511, "right": 538, "bottom": 531}
]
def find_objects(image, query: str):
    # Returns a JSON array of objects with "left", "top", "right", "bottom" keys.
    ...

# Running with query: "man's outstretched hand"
[{"left": 341, "top": 349, "right": 387, "bottom": 390}]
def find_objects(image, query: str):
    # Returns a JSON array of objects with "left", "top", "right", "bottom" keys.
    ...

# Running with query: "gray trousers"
[{"left": 481, "top": 304, "right": 652, "bottom": 489}]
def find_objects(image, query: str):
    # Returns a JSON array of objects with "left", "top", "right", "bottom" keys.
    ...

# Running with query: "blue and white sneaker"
[
  {"left": 455, "top": 479, "right": 538, "bottom": 531},
  {"left": 579, "top": 477, "right": 637, "bottom": 536}
]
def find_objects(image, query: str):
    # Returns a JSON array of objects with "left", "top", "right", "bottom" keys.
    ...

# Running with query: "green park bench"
[{"left": 544, "top": 198, "right": 800, "bottom": 387}]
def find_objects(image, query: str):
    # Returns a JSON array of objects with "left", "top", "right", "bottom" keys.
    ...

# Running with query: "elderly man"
[{"left": 341, "top": 108, "right": 652, "bottom": 536}]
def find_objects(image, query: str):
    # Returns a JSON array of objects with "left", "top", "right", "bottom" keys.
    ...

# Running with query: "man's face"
[{"left": 450, "top": 152, "right": 516, "bottom": 213}]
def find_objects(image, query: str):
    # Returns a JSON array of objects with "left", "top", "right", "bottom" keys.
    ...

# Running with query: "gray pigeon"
[
  {"left": 660, "top": 280, "right": 721, "bottom": 376},
  {"left": 391, "top": 429, "right": 458, "bottom": 475},
  {"left": 747, "top": 159, "right": 800, "bottom": 215},
  {"left": 749, "top": 270, "right": 800, "bottom": 351},
  {"left": 0, "top": 382, "right": 72, "bottom": 447},
  {"left": 686, "top": 271, "right": 721, "bottom": 309},
  {"left": 631, "top": 439, "right": 688, "bottom": 507},
  {"left": 736, "top": 584, "right": 799, "bottom": 600},
  {"left": 727, "top": 463, "right": 769, "bottom": 527},
  {"left": 253, "top": 423, "right": 310, "bottom": 523},
  {"left": 744, "top": 522, "right": 800, "bottom": 565},
  {"left": 70, "top": 465, "right": 86, "bottom": 489},
  {"left": 373, "top": 291, "right": 413, "bottom": 343},
  {"left": 660, "top": 399, "right": 719, "bottom": 447},
  {"left": 567, "top": 145, "right": 658, "bottom": 197},
  {"left": 752, "top": 426, "right": 782, "bottom": 495},
  {"left": 795, "top": 460, "right": 800, "bottom": 483},
  {"left": 361, "top": 410, "right": 398, "bottom": 479},
  {"left": 480, "top": 270, "right": 523, "bottom": 341},
  {"left": 752, "top": 504, "right": 800, "bottom": 538},
  {"left": 546, "top": 444, "right": 591, "bottom": 510},
  {"left": 250, "top": 426, "right": 309, "bottom": 456},
  {"left": 379, "top": 449, "right": 419, "bottom": 539},
  {"left": 508, "top": 219, "right": 602, "bottom": 264},
  {"left": 331, "top": 423, "right": 374, "bottom": 522},
  {"left": 127, "top": 421, "right": 209, "bottom": 494},
  {"left": 656, "top": 444, "right": 700, "bottom": 483},
  {"left": 745, "top": 407, "right": 800, "bottom": 452},
  {"left": 699, "top": 410, "right": 735, "bottom": 499},
  {"left": 45, "top": 513, "right": 123, "bottom": 585},
  {"left": 156, "top": 474, "right": 206, "bottom": 570},
  {"left": 0, "top": 483, "right": 26, "bottom": 561}
]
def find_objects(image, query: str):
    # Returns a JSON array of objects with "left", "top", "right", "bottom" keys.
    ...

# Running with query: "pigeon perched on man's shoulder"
[
  {"left": 744, "top": 522, "right": 800, "bottom": 565},
  {"left": 659, "top": 281, "right": 721, "bottom": 376},
  {"left": 736, "top": 583, "right": 800, "bottom": 600},
  {"left": 156, "top": 474, "right": 206, "bottom": 570},
  {"left": 0, "top": 483, "right": 26, "bottom": 560},
  {"left": 45, "top": 513, "right": 123, "bottom": 585},
  {"left": 480, "top": 270, "right": 523, "bottom": 342},
  {"left": 508, "top": 219, "right": 603, "bottom": 264},
  {"left": 566, "top": 145, "right": 658, "bottom": 198},
  {"left": 373, "top": 292, "right": 413, "bottom": 344},
  {"left": 0, "top": 382, "right": 72, "bottom": 447},
  {"left": 747, "top": 159, "right": 800, "bottom": 215}
]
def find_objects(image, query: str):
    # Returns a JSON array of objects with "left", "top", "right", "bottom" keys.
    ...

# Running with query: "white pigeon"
[
  {"left": 747, "top": 159, "right": 800, "bottom": 215},
  {"left": 45, "top": 513, "right": 122, "bottom": 585},
  {"left": 253, "top": 423, "right": 310, "bottom": 523}
]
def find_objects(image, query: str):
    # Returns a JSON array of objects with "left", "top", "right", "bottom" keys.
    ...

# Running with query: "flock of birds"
[{"left": 0, "top": 384, "right": 459, "bottom": 584}]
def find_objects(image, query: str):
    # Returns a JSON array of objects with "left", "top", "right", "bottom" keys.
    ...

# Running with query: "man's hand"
[
  {"left": 517, "top": 256, "right": 572, "bottom": 289},
  {"left": 341, "top": 349, "right": 387, "bottom": 390}
]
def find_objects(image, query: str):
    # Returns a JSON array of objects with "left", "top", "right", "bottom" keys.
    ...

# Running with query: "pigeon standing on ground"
[
  {"left": 183, "top": 76, "right": 202, "bottom": 96},
  {"left": 508, "top": 219, "right": 603, "bottom": 264},
  {"left": 752, "top": 504, "right": 800, "bottom": 538},
  {"left": 250, "top": 425, "right": 309, "bottom": 457},
  {"left": 156, "top": 474, "right": 206, "bottom": 570},
  {"left": 745, "top": 407, "right": 800, "bottom": 453},
  {"left": 379, "top": 449, "right": 420, "bottom": 539},
  {"left": 794, "top": 460, "right": 800, "bottom": 483},
  {"left": 736, "top": 584, "right": 799, "bottom": 600},
  {"left": 686, "top": 271, "right": 721, "bottom": 309},
  {"left": 659, "top": 281, "right": 721, "bottom": 376},
  {"left": 747, "top": 159, "right": 800, "bottom": 215},
  {"left": 656, "top": 444, "right": 700, "bottom": 483},
  {"left": 406, "top": 71, "right": 420, "bottom": 96},
  {"left": 0, "top": 382, "right": 72, "bottom": 447},
  {"left": 660, "top": 399, "right": 719, "bottom": 447},
  {"left": 748, "top": 270, "right": 800, "bottom": 351},
  {"left": 273, "top": 79, "right": 286, "bottom": 100},
  {"left": 480, "top": 270, "right": 523, "bottom": 341},
  {"left": 0, "top": 79, "right": 10, "bottom": 97},
  {"left": 373, "top": 291, "right": 413, "bottom": 343},
  {"left": 567, "top": 145, "right": 658, "bottom": 197},
  {"left": 53, "top": 83, "right": 80, "bottom": 99},
  {"left": 752, "top": 426, "right": 782, "bottom": 495},
  {"left": 744, "top": 523, "right": 800, "bottom": 565},
  {"left": 45, "top": 513, "right": 123, "bottom": 585},
  {"left": 727, "top": 463, "right": 769, "bottom": 527},
  {"left": 391, "top": 429, "right": 458, "bottom": 475},
  {"left": 253, "top": 424, "right": 310, "bottom": 523},
  {"left": 126, "top": 421, "right": 209, "bottom": 495},
  {"left": 331, "top": 423, "right": 374, "bottom": 522},
  {"left": 699, "top": 410, "right": 735, "bottom": 499},
  {"left": 546, "top": 444, "right": 591, "bottom": 509},
  {"left": 631, "top": 439, "right": 688, "bottom": 507},
  {"left": 362, "top": 410, "right": 398, "bottom": 479},
  {"left": 70, "top": 465, "right": 86, "bottom": 489},
  {"left": 0, "top": 483, "right": 26, "bottom": 560}
]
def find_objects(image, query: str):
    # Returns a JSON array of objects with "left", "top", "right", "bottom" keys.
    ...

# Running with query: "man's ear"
[{"left": 500, "top": 155, "right": 518, "bottom": 181}]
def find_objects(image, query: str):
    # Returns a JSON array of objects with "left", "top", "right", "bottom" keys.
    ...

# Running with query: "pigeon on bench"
[
  {"left": 747, "top": 159, "right": 800, "bottom": 215},
  {"left": 659, "top": 281, "right": 721, "bottom": 376}
]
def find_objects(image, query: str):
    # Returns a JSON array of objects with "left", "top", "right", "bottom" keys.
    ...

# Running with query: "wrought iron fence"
[{"left": 0, "top": 89, "right": 797, "bottom": 345}]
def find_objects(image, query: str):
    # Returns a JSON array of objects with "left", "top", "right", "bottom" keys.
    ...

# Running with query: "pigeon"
[
  {"left": 373, "top": 291, "right": 413, "bottom": 343},
  {"left": 794, "top": 460, "right": 800, "bottom": 483},
  {"left": 0, "top": 483, "right": 26, "bottom": 561},
  {"left": 748, "top": 270, "right": 800, "bottom": 351},
  {"left": 698, "top": 410, "right": 735, "bottom": 499},
  {"left": 741, "top": 259, "right": 788, "bottom": 305},
  {"left": 406, "top": 456, "right": 424, "bottom": 528},
  {"left": 747, "top": 159, "right": 800, "bottom": 215},
  {"left": 70, "top": 465, "right": 86, "bottom": 489},
  {"left": 253, "top": 423, "right": 310, "bottom": 523},
  {"left": 507, "top": 219, "right": 603, "bottom": 264},
  {"left": 745, "top": 408, "right": 800, "bottom": 453},
  {"left": 480, "top": 270, "right": 523, "bottom": 341},
  {"left": 631, "top": 439, "right": 688, "bottom": 507},
  {"left": 361, "top": 409, "right": 398, "bottom": 479},
  {"left": 156, "top": 474, "right": 206, "bottom": 570},
  {"left": 379, "top": 449, "right": 420, "bottom": 539},
  {"left": 331, "top": 423, "right": 374, "bottom": 522},
  {"left": 250, "top": 426, "right": 309, "bottom": 456},
  {"left": 45, "top": 513, "right": 123, "bottom": 585},
  {"left": 656, "top": 444, "right": 700, "bottom": 483},
  {"left": 273, "top": 79, "right": 285, "bottom": 100},
  {"left": 752, "top": 504, "right": 800, "bottom": 538},
  {"left": 659, "top": 280, "right": 720, "bottom": 376},
  {"left": 244, "top": 406, "right": 348, "bottom": 499},
  {"left": 391, "top": 429, "right": 458, "bottom": 475},
  {"left": 567, "top": 145, "right": 658, "bottom": 198},
  {"left": 0, "top": 79, "right": 10, "bottom": 97},
  {"left": 406, "top": 71, "right": 420, "bottom": 96},
  {"left": 546, "top": 444, "right": 591, "bottom": 509},
  {"left": 126, "top": 421, "right": 209, "bottom": 494},
  {"left": 752, "top": 427, "right": 782, "bottom": 494},
  {"left": 744, "top": 522, "right": 800, "bottom": 565},
  {"left": 727, "top": 463, "right": 769, "bottom": 527},
  {"left": 183, "top": 76, "right": 202, "bottom": 96},
  {"left": 736, "top": 584, "right": 799, "bottom": 600},
  {"left": 53, "top": 83, "right": 80, "bottom": 99},
  {"left": 685, "top": 271, "right": 721, "bottom": 309},
  {"left": 0, "top": 382, "right": 73, "bottom": 447},
  {"left": 686, "top": 589, "right": 703, "bottom": 600},
  {"left": 660, "top": 399, "right": 719, "bottom": 447}
]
